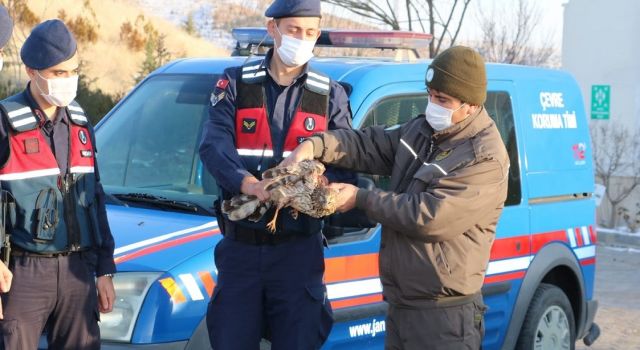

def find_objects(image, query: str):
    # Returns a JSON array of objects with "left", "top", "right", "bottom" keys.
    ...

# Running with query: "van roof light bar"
[{"left": 231, "top": 28, "right": 433, "bottom": 58}]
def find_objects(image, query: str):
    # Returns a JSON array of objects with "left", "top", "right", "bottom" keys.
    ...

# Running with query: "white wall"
[
  {"left": 562, "top": 0, "right": 640, "bottom": 228},
  {"left": 562, "top": 0, "right": 640, "bottom": 130}
]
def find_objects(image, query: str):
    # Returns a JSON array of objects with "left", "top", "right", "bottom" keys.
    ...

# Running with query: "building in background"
[{"left": 563, "top": 0, "right": 640, "bottom": 230}]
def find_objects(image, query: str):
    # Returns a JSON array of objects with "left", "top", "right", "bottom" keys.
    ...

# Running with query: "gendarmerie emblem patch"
[
  {"left": 78, "top": 130, "right": 88, "bottom": 145},
  {"left": 304, "top": 117, "right": 315, "bottom": 131},
  {"left": 242, "top": 118, "right": 257, "bottom": 133}
]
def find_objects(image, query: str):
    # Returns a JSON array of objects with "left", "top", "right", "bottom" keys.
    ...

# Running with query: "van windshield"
[{"left": 95, "top": 74, "right": 219, "bottom": 215}]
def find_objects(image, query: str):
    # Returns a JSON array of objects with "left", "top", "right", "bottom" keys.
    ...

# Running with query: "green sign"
[{"left": 591, "top": 85, "right": 610, "bottom": 120}]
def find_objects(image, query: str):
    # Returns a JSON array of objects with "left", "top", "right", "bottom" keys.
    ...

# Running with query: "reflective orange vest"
[
  {"left": 0, "top": 95, "right": 102, "bottom": 253},
  {"left": 234, "top": 60, "right": 330, "bottom": 177}
]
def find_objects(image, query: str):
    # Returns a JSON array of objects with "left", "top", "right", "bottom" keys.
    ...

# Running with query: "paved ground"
[{"left": 576, "top": 245, "right": 640, "bottom": 350}]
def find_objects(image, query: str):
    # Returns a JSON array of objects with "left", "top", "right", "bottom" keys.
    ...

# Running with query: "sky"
[{"left": 324, "top": 0, "right": 567, "bottom": 51}]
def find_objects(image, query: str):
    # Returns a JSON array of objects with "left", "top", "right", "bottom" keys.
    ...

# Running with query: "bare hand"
[
  {"left": 280, "top": 140, "right": 315, "bottom": 168},
  {"left": 97, "top": 275, "right": 116, "bottom": 313},
  {"left": 241, "top": 176, "right": 271, "bottom": 201},
  {"left": 0, "top": 262, "right": 12, "bottom": 293},
  {"left": 327, "top": 183, "right": 359, "bottom": 213},
  {"left": 0, "top": 262, "right": 12, "bottom": 320}
]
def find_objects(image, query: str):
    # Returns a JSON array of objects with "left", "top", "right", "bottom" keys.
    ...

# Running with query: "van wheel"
[{"left": 516, "top": 283, "right": 575, "bottom": 350}]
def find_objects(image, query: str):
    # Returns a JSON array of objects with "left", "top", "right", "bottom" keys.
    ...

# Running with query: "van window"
[
  {"left": 96, "top": 74, "right": 218, "bottom": 211},
  {"left": 485, "top": 91, "right": 521, "bottom": 206},
  {"left": 360, "top": 94, "right": 427, "bottom": 128},
  {"left": 362, "top": 91, "right": 522, "bottom": 206}
]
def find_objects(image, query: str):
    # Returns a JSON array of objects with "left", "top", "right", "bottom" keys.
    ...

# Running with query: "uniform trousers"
[
  {"left": 0, "top": 251, "right": 100, "bottom": 350},
  {"left": 385, "top": 295, "right": 486, "bottom": 350},
  {"left": 206, "top": 232, "right": 333, "bottom": 350}
]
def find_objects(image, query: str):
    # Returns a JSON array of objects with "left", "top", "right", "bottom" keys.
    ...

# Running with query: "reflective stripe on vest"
[{"left": 0, "top": 94, "right": 101, "bottom": 253}]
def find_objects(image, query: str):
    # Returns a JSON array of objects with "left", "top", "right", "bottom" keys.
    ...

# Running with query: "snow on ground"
[{"left": 597, "top": 226, "right": 640, "bottom": 236}]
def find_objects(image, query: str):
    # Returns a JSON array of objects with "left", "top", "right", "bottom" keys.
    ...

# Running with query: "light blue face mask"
[
  {"left": 274, "top": 24, "right": 315, "bottom": 68},
  {"left": 424, "top": 98, "right": 466, "bottom": 131}
]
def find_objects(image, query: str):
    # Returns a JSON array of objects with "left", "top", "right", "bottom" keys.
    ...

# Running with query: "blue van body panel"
[
  {"left": 107, "top": 205, "right": 219, "bottom": 272},
  {"left": 130, "top": 246, "right": 221, "bottom": 344}
]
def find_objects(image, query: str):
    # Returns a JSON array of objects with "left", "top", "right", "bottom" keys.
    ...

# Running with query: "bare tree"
[
  {"left": 322, "top": 0, "right": 472, "bottom": 57},
  {"left": 475, "top": 0, "right": 555, "bottom": 66},
  {"left": 591, "top": 122, "right": 640, "bottom": 228}
]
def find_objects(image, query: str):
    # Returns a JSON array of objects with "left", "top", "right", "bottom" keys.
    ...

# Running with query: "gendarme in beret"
[
  {"left": 20, "top": 19, "right": 77, "bottom": 70},
  {"left": 425, "top": 46, "right": 487, "bottom": 105},
  {"left": 0, "top": 5, "right": 13, "bottom": 48},
  {"left": 265, "top": 0, "right": 322, "bottom": 18}
]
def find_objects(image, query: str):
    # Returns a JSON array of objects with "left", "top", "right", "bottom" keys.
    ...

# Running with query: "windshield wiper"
[{"left": 112, "top": 193, "right": 200, "bottom": 213}]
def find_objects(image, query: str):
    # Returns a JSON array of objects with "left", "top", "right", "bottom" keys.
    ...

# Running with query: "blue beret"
[
  {"left": 0, "top": 5, "right": 13, "bottom": 48},
  {"left": 20, "top": 19, "right": 77, "bottom": 70},
  {"left": 265, "top": 0, "right": 321, "bottom": 18}
]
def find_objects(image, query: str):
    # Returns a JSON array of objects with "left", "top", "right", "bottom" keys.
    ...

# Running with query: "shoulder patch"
[
  {"left": 216, "top": 79, "right": 229, "bottom": 90},
  {"left": 305, "top": 70, "right": 330, "bottom": 96},
  {"left": 0, "top": 99, "right": 38, "bottom": 132},
  {"left": 210, "top": 91, "right": 227, "bottom": 107},
  {"left": 241, "top": 60, "right": 267, "bottom": 84},
  {"left": 67, "top": 101, "right": 89, "bottom": 126}
]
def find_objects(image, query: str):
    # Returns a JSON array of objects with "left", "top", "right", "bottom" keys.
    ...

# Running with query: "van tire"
[{"left": 516, "top": 283, "right": 575, "bottom": 350}]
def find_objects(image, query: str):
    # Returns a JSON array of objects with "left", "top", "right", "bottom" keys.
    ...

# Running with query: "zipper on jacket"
[
  {"left": 426, "top": 137, "right": 435, "bottom": 161},
  {"left": 62, "top": 173, "right": 81, "bottom": 251},
  {"left": 64, "top": 121, "right": 81, "bottom": 252}
]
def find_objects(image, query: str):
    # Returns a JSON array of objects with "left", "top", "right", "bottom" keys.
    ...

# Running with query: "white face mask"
[
  {"left": 274, "top": 25, "right": 315, "bottom": 67},
  {"left": 424, "top": 99, "right": 466, "bottom": 131},
  {"left": 0, "top": 56, "right": 3, "bottom": 72},
  {"left": 35, "top": 71, "right": 78, "bottom": 107}
]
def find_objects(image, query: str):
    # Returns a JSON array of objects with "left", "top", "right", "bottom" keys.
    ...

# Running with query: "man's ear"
[
  {"left": 468, "top": 104, "right": 480, "bottom": 115},
  {"left": 25, "top": 66, "right": 36, "bottom": 80},
  {"left": 266, "top": 19, "right": 276, "bottom": 38},
  {"left": 266, "top": 19, "right": 281, "bottom": 47}
]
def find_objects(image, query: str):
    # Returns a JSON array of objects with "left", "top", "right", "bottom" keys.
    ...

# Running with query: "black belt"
[
  {"left": 224, "top": 225, "right": 304, "bottom": 245},
  {"left": 11, "top": 246, "right": 83, "bottom": 258}
]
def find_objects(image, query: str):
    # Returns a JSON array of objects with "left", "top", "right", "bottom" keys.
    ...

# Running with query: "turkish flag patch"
[
  {"left": 24, "top": 138, "right": 39, "bottom": 154},
  {"left": 216, "top": 79, "right": 229, "bottom": 89}
]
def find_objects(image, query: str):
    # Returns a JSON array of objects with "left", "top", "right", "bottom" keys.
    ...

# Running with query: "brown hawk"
[{"left": 222, "top": 160, "right": 339, "bottom": 232}]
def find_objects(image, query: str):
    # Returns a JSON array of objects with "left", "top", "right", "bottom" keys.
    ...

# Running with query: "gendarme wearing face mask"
[
  {"left": 33, "top": 70, "right": 79, "bottom": 107},
  {"left": 274, "top": 23, "right": 316, "bottom": 67},
  {"left": 19, "top": 18, "right": 80, "bottom": 116},
  {"left": 0, "top": 19, "right": 118, "bottom": 349}
]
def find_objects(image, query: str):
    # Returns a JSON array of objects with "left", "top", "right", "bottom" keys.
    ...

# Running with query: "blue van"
[{"left": 96, "top": 29, "right": 599, "bottom": 349}]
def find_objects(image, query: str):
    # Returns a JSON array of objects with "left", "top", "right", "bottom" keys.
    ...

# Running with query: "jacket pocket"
[
  {"left": 407, "top": 164, "right": 439, "bottom": 193},
  {"left": 434, "top": 242, "right": 452, "bottom": 276},
  {"left": 33, "top": 188, "right": 59, "bottom": 241},
  {"left": 305, "top": 284, "right": 333, "bottom": 346}
]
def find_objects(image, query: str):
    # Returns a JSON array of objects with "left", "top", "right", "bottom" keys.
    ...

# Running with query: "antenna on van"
[{"left": 242, "top": 33, "right": 269, "bottom": 65}]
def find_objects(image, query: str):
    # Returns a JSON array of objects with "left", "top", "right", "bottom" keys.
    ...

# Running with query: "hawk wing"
[{"left": 222, "top": 194, "right": 270, "bottom": 222}]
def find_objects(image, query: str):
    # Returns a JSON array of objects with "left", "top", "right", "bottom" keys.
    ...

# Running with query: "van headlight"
[{"left": 99, "top": 272, "right": 161, "bottom": 342}]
